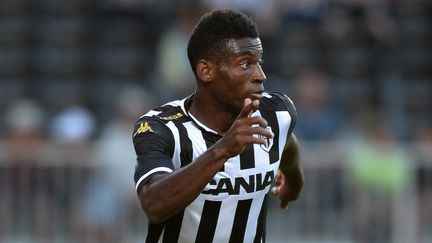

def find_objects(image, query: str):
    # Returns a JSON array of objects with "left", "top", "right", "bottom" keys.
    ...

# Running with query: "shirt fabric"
[{"left": 133, "top": 91, "right": 296, "bottom": 243}]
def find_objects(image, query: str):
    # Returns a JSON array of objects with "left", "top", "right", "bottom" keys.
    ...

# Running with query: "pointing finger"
[{"left": 237, "top": 98, "right": 255, "bottom": 119}]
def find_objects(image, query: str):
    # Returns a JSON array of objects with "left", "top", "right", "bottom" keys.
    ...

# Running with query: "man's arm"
[
  {"left": 138, "top": 98, "right": 273, "bottom": 224},
  {"left": 272, "top": 133, "right": 304, "bottom": 209},
  {"left": 139, "top": 145, "right": 232, "bottom": 224}
]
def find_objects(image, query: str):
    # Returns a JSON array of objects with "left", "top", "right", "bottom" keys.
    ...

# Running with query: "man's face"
[{"left": 210, "top": 37, "right": 267, "bottom": 115}]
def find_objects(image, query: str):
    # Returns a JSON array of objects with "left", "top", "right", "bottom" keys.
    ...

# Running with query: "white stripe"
[
  {"left": 276, "top": 111, "right": 291, "bottom": 152},
  {"left": 251, "top": 109, "right": 270, "bottom": 169},
  {"left": 141, "top": 110, "right": 161, "bottom": 118},
  {"left": 163, "top": 98, "right": 184, "bottom": 108},
  {"left": 166, "top": 121, "right": 182, "bottom": 169},
  {"left": 212, "top": 199, "right": 237, "bottom": 243},
  {"left": 183, "top": 121, "right": 207, "bottom": 160},
  {"left": 135, "top": 167, "right": 173, "bottom": 191},
  {"left": 177, "top": 122, "right": 208, "bottom": 242},
  {"left": 178, "top": 198, "right": 205, "bottom": 242},
  {"left": 244, "top": 193, "right": 266, "bottom": 242}
]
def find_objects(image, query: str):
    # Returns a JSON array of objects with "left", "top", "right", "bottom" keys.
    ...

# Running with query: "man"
[{"left": 132, "top": 9, "right": 304, "bottom": 243}]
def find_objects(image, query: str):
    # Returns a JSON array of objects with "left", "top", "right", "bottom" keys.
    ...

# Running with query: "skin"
[{"left": 139, "top": 37, "right": 304, "bottom": 223}]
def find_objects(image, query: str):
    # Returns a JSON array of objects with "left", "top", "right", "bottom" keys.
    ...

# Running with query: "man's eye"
[
  {"left": 240, "top": 62, "right": 250, "bottom": 69},
  {"left": 259, "top": 59, "right": 264, "bottom": 66}
]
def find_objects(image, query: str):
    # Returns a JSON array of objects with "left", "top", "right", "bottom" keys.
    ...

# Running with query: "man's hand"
[
  {"left": 271, "top": 170, "right": 292, "bottom": 210},
  {"left": 272, "top": 134, "right": 304, "bottom": 209},
  {"left": 215, "top": 98, "right": 273, "bottom": 159}
]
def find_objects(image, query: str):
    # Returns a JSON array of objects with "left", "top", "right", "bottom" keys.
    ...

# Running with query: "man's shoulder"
[
  {"left": 261, "top": 91, "right": 296, "bottom": 113},
  {"left": 132, "top": 99, "right": 190, "bottom": 138},
  {"left": 138, "top": 99, "right": 188, "bottom": 123}
]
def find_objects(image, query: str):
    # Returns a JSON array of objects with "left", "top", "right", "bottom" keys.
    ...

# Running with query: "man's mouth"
[{"left": 250, "top": 91, "right": 264, "bottom": 100}]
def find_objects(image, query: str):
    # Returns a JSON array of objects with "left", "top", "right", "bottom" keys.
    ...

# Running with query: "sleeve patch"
[{"left": 133, "top": 122, "right": 154, "bottom": 137}]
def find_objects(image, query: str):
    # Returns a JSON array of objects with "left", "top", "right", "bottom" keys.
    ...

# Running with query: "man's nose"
[{"left": 254, "top": 65, "right": 267, "bottom": 83}]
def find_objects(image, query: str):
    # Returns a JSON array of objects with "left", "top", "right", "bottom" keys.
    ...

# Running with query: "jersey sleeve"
[
  {"left": 132, "top": 117, "right": 175, "bottom": 194},
  {"left": 271, "top": 91, "right": 297, "bottom": 136}
]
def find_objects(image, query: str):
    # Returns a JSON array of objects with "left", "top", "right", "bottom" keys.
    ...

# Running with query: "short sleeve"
[
  {"left": 132, "top": 117, "right": 175, "bottom": 194},
  {"left": 270, "top": 92, "right": 297, "bottom": 135}
]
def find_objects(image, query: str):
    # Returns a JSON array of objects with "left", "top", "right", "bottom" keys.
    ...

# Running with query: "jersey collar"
[{"left": 182, "top": 94, "right": 219, "bottom": 135}]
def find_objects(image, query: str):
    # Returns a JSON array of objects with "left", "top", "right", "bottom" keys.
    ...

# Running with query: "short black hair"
[{"left": 187, "top": 9, "right": 259, "bottom": 76}]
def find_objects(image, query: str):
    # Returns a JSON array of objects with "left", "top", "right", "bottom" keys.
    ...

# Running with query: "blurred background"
[{"left": 0, "top": 0, "right": 431, "bottom": 242}]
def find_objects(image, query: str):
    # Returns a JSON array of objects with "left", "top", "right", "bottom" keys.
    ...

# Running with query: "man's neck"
[{"left": 187, "top": 92, "right": 236, "bottom": 135}]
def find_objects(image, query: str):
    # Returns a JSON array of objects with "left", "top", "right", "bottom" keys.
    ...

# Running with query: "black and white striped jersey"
[{"left": 133, "top": 91, "right": 296, "bottom": 243}]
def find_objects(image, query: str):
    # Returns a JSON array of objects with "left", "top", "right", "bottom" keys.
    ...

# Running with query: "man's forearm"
[
  {"left": 279, "top": 134, "right": 304, "bottom": 200},
  {"left": 139, "top": 146, "right": 229, "bottom": 223}
]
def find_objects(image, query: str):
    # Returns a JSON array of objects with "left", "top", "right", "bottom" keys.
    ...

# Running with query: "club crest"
[{"left": 258, "top": 126, "right": 273, "bottom": 153}]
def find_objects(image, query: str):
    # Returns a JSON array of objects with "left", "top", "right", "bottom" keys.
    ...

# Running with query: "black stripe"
[
  {"left": 162, "top": 210, "right": 185, "bottom": 243},
  {"left": 271, "top": 92, "right": 297, "bottom": 136},
  {"left": 146, "top": 223, "right": 164, "bottom": 243},
  {"left": 175, "top": 122, "right": 193, "bottom": 166},
  {"left": 254, "top": 194, "right": 269, "bottom": 243},
  {"left": 202, "top": 131, "right": 225, "bottom": 172},
  {"left": 260, "top": 110, "right": 280, "bottom": 164},
  {"left": 202, "top": 131, "right": 217, "bottom": 150},
  {"left": 239, "top": 144, "right": 255, "bottom": 169},
  {"left": 195, "top": 200, "right": 221, "bottom": 243},
  {"left": 154, "top": 105, "right": 177, "bottom": 113},
  {"left": 229, "top": 199, "right": 253, "bottom": 243}
]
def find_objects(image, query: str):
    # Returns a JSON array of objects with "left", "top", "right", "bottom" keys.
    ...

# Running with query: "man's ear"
[{"left": 196, "top": 59, "right": 215, "bottom": 83}]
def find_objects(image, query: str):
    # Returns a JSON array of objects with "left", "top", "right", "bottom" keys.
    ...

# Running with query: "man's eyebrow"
[{"left": 237, "top": 50, "right": 263, "bottom": 57}]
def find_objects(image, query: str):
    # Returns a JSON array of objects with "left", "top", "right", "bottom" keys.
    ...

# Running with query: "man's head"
[
  {"left": 187, "top": 9, "right": 259, "bottom": 78},
  {"left": 187, "top": 9, "right": 266, "bottom": 117}
]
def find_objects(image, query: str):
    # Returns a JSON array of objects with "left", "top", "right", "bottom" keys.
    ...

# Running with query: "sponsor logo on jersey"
[
  {"left": 133, "top": 122, "right": 154, "bottom": 137},
  {"left": 202, "top": 170, "right": 274, "bottom": 195},
  {"left": 159, "top": 112, "right": 183, "bottom": 120}
]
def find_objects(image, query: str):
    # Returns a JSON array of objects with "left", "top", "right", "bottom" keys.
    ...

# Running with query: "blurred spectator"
[
  {"left": 49, "top": 105, "right": 97, "bottom": 144},
  {"left": 204, "top": 0, "right": 281, "bottom": 35},
  {"left": 412, "top": 123, "right": 432, "bottom": 242},
  {"left": 154, "top": 5, "right": 201, "bottom": 100},
  {"left": 280, "top": 0, "right": 323, "bottom": 27},
  {"left": 292, "top": 68, "right": 342, "bottom": 141},
  {"left": 1, "top": 98, "right": 54, "bottom": 241},
  {"left": 289, "top": 69, "right": 345, "bottom": 236},
  {"left": 2, "top": 98, "right": 46, "bottom": 171},
  {"left": 78, "top": 85, "right": 155, "bottom": 242},
  {"left": 347, "top": 110, "right": 412, "bottom": 243}
]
